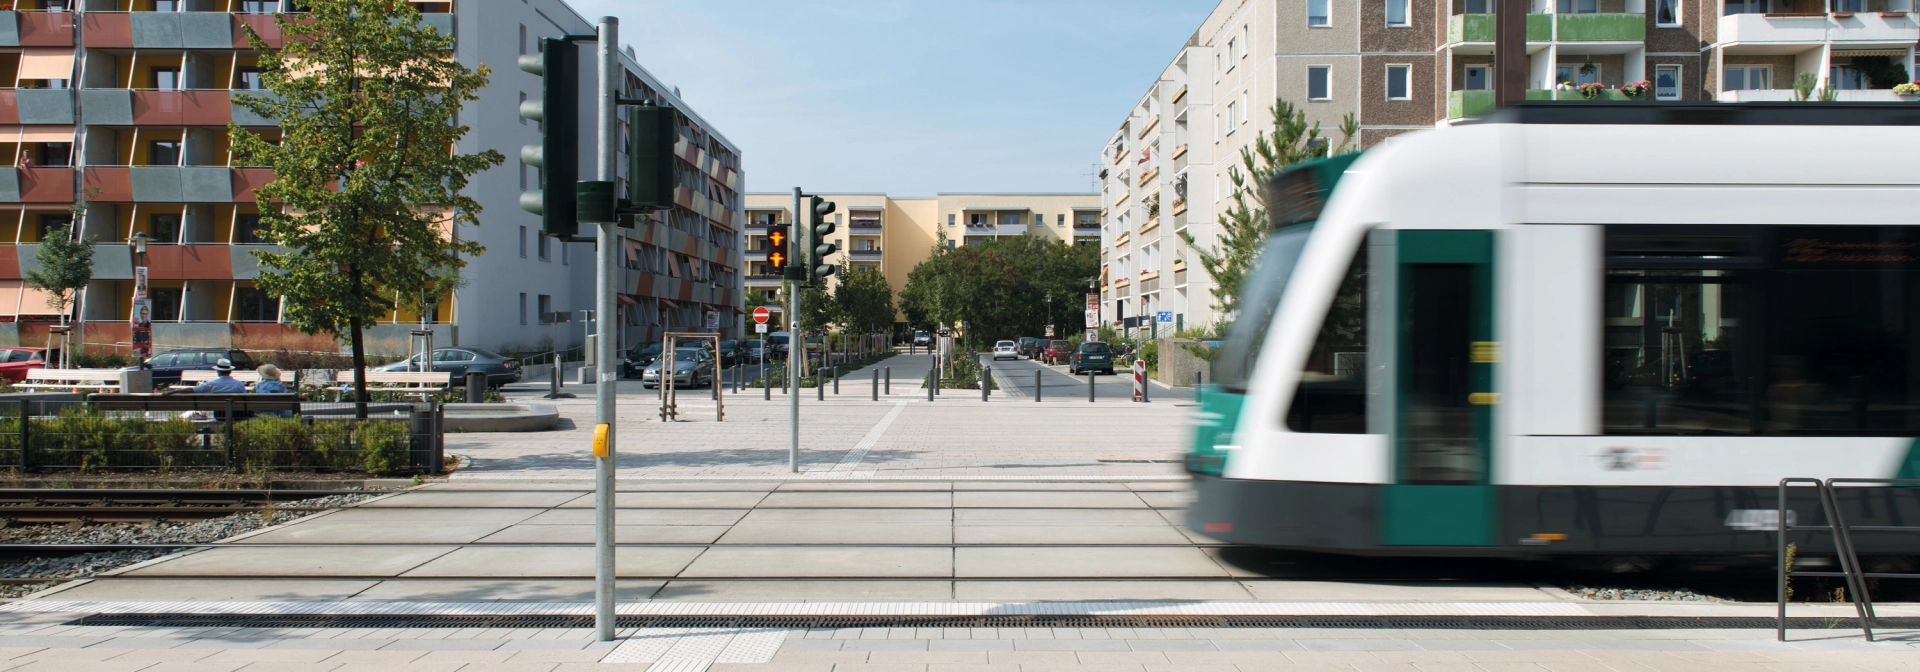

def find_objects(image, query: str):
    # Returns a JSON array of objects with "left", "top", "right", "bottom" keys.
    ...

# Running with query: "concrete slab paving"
[
  {"left": 679, "top": 547, "right": 953, "bottom": 578},
  {"left": 952, "top": 491, "right": 1149, "bottom": 508},
  {"left": 355, "top": 491, "right": 584, "bottom": 508},
  {"left": 734, "top": 508, "right": 951, "bottom": 525},
  {"left": 518, "top": 508, "right": 749, "bottom": 525},
  {"left": 953, "top": 508, "right": 1169, "bottom": 526},
  {"left": 301, "top": 507, "right": 549, "bottom": 524},
  {"left": 474, "top": 524, "right": 732, "bottom": 544},
  {"left": 954, "top": 547, "right": 1233, "bottom": 578},
  {"left": 714, "top": 523, "right": 952, "bottom": 545},
  {"left": 121, "top": 546, "right": 456, "bottom": 577},
  {"left": 775, "top": 482, "right": 954, "bottom": 491},
  {"left": 556, "top": 491, "right": 769, "bottom": 509},
  {"left": 397, "top": 547, "right": 705, "bottom": 578},
  {"left": 39, "top": 579, "right": 379, "bottom": 602},
  {"left": 951, "top": 580, "right": 1257, "bottom": 601},
  {"left": 951, "top": 482, "right": 1133, "bottom": 491},
  {"left": 757, "top": 491, "right": 953, "bottom": 508},
  {"left": 1238, "top": 581, "right": 1559, "bottom": 602},
  {"left": 650, "top": 580, "right": 955, "bottom": 602},
  {"left": 1134, "top": 490, "right": 1194, "bottom": 509},
  {"left": 950, "top": 525, "right": 1192, "bottom": 545},
  {"left": 242, "top": 522, "right": 521, "bottom": 545},
  {"left": 347, "top": 580, "right": 666, "bottom": 602}
]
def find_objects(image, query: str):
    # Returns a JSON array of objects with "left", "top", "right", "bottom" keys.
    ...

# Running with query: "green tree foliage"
[
  {"left": 1180, "top": 99, "right": 1355, "bottom": 326},
  {"left": 900, "top": 236, "right": 1099, "bottom": 347},
  {"left": 230, "top": 0, "right": 504, "bottom": 414},
  {"left": 24, "top": 224, "right": 95, "bottom": 324},
  {"left": 835, "top": 268, "right": 895, "bottom": 335}
]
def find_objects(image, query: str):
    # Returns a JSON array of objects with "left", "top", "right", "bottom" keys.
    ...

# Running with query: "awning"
[
  {"left": 13, "top": 126, "right": 74, "bottom": 143},
  {"left": 616, "top": 294, "right": 638, "bottom": 306},
  {"left": 18, "top": 49, "right": 75, "bottom": 81},
  {"left": 658, "top": 298, "right": 680, "bottom": 310},
  {"left": 1833, "top": 49, "right": 1910, "bottom": 57}
]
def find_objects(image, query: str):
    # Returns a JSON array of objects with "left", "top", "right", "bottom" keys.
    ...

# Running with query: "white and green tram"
[{"left": 1186, "top": 103, "right": 1920, "bottom": 562}]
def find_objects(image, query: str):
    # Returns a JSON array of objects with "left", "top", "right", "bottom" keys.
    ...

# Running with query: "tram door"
[{"left": 1383, "top": 230, "right": 1495, "bottom": 546}]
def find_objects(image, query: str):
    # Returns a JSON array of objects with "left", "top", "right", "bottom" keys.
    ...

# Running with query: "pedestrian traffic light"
[
  {"left": 765, "top": 223, "right": 790, "bottom": 273},
  {"left": 626, "top": 103, "right": 677, "bottom": 212},
  {"left": 518, "top": 37, "right": 579, "bottom": 238},
  {"left": 809, "top": 196, "right": 838, "bottom": 282}
]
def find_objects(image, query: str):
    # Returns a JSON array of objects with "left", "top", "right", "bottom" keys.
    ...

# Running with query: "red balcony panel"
[
  {"left": 81, "top": 13, "right": 133, "bottom": 48},
  {"left": 0, "top": 92, "right": 18, "bottom": 125},
  {"left": 130, "top": 91, "right": 183, "bottom": 125},
  {"left": 0, "top": 247, "right": 19, "bottom": 279},
  {"left": 129, "top": 91, "right": 233, "bottom": 126},
  {"left": 145, "top": 245, "right": 233, "bottom": 281},
  {"left": 18, "top": 12, "right": 76, "bottom": 47},
  {"left": 232, "top": 168, "right": 275, "bottom": 203},
  {"left": 83, "top": 167, "right": 133, "bottom": 202},
  {"left": 233, "top": 13, "right": 283, "bottom": 48},
  {"left": 18, "top": 168, "right": 75, "bottom": 204}
]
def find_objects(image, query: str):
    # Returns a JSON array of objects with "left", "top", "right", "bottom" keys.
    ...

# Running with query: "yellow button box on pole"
[{"left": 592, "top": 423, "right": 610, "bottom": 457}]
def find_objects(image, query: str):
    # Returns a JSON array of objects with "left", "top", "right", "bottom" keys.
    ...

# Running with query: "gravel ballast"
[{"left": 0, "top": 492, "right": 383, "bottom": 598}]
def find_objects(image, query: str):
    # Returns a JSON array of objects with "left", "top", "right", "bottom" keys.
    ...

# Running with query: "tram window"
[
  {"left": 1213, "top": 229, "right": 1312, "bottom": 393},
  {"left": 1286, "top": 248, "right": 1368, "bottom": 434},
  {"left": 1603, "top": 226, "right": 1920, "bottom": 436}
]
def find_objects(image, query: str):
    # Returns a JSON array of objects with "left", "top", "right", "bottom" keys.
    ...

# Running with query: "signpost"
[{"left": 1084, "top": 292, "right": 1099, "bottom": 342}]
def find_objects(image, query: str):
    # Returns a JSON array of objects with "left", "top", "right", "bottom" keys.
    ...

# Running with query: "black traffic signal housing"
[
  {"left": 626, "top": 104, "right": 677, "bottom": 212},
  {"left": 517, "top": 37, "right": 579, "bottom": 238},
  {"left": 765, "top": 223, "right": 791, "bottom": 276},
  {"left": 809, "top": 196, "right": 838, "bottom": 283}
]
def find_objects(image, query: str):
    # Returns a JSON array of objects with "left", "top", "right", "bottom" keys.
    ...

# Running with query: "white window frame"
[
  {"left": 1224, "top": 100, "right": 1238, "bottom": 133},
  {"left": 1655, "top": 0, "right": 1681, "bottom": 26},
  {"left": 1225, "top": 36, "right": 1238, "bottom": 71},
  {"left": 1386, "top": 64, "right": 1412, "bottom": 100},
  {"left": 1239, "top": 92, "right": 1249, "bottom": 124},
  {"left": 1307, "top": 65, "right": 1332, "bottom": 101},
  {"left": 1386, "top": 0, "right": 1411, "bottom": 26},
  {"left": 1557, "top": 63, "right": 1603, "bottom": 86},
  {"left": 1722, "top": 65, "right": 1770, "bottom": 91},
  {"left": 1654, "top": 64, "right": 1682, "bottom": 100},
  {"left": 1239, "top": 24, "right": 1249, "bottom": 57},
  {"left": 1308, "top": 0, "right": 1331, "bottom": 27}
]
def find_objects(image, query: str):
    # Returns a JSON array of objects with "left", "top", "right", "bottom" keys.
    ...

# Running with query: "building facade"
[
  {"left": 0, "top": 0, "right": 744, "bottom": 358},
  {"left": 740, "top": 193, "right": 1101, "bottom": 329},
  {"left": 1105, "top": 0, "right": 1917, "bottom": 335}
]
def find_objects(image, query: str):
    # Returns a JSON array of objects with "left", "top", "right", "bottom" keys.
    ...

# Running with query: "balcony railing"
[
  {"left": 83, "top": 166, "right": 276, "bottom": 203},
  {"left": 1447, "top": 90, "right": 1497, "bottom": 120},
  {"left": 1, "top": 10, "right": 77, "bottom": 47},
  {"left": 1718, "top": 13, "right": 1829, "bottom": 44},
  {"left": 1446, "top": 13, "right": 1552, "bottom": 43},
  {"left": 849, "top": 220, "right": 882, "bottom": 232},
  {"left": 1556, "top": 13, "right": 1646, "bottom": 41},
  {"left": 850, "top": 249, "right": 882, "bottom": 260}
]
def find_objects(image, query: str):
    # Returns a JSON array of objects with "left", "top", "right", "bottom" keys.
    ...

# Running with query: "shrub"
[{"left": 358, "top": 420, "right": 412, "bottom": 475}]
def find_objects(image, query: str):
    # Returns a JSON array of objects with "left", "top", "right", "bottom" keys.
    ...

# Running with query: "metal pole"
[
  {"left": 1035, "top": 370, "right": 1042, "bottom": 402},
  {"left": 981, "top": 365, "right": 989, "bottom": 402},
  {"left": 762, "top": 345, "right": 770, "bottom": 400},
  {"left": 788, "top": 188, "right": 801, "bottom": 474},
  {"left": 928, "top": 366, "right": 935, "bottom": 401},
  {"left": 1088, "top": 370, "right": 1096, "bottom": 402},
  {"left": 885, "top": 367, "right": 890, "bottom": 395},
  {"left": 833, "top": 365, "right": 839, "bottom": 395},
  {"left": 591, "top": 16, "right": 619, "bottom": 643},
  {"left": 872, "top": 369, "right": 878, "bottom": 401}
]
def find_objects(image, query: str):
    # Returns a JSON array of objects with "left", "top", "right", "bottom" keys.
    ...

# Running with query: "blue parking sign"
[{"left": 1156, "top": 311, "right": 1173, "bottom": 323}]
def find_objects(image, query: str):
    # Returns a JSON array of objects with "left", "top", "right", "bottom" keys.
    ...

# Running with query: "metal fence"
[{"left": 0, "top": 400, "right": 444, "bottom": 475}]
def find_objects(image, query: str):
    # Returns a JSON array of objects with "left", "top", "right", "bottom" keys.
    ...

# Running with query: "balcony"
[
  {"left": 81, "top": 11, "right": 232, "bottom": 49},
  {"left": 1447, "top": 90, "right": 1497, "bottom": 119},
  {"left": 850, "top": 248, "right": 882, "bottom": 261},
  {"left": 0, "top": 167, "right": 75, "bottom": 204},
  {"left": 745, "top": 250, "right": 769, "bottom": 262},
  {"left": 1717, "top": 13, "right": 1831, "bottom": 47},
  {"left": 0, "top": 11, "right": 76, "bottom": 47},
  {"left": 745, "top": 275, "right": 783, "bottom": 288},
  {"left": 84, "top": 167, "right": 276, "bottom": 203},
  {"left": 848, "top": 220, "right": 882, "bottom": 233},
  {"left": 1556, "top": 13, "right": 1646, "bottom": 41},
  {"left": 1446, "top": 13, "right": 1552, "bottom": 43},
  {"left": 1526, "top": 89, "right": 1640, "bottom": 100},
  {"left": 80, "top": 90, "right": 260, "bottom": 126},
  {"left": 0, "top": 89, "right": 75, "bottom": 124},
  {"left": 1830, "top": 11, "right": 1919, "bottom": 43}
]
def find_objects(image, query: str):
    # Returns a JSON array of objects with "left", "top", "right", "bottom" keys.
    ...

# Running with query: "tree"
[
  {"left": 1180, "top": 99, "right": 1356, "bottom": 326},
  {"left": 899, "top": 236, "right": 1098, "bottom": 347},
  {"left": 835, "top": 268, "right": 895, "bottom": 335},
  {"left": 230, "top": 0, "right": 504, "bottom": 416},
  {"left": 24, "top": 223, "right": 95, "bottom": 364}
]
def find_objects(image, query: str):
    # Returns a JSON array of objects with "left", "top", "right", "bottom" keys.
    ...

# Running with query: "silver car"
[
  {"left": 641, "top": 347, "right": 715, "bottom": 388},
  {"left": 992, "top": 340, "right": 1018, "bottom": 361}
]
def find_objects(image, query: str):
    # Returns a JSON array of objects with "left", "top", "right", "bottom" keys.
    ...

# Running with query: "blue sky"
[{"left": 567, "top": 0, "right": 1218, "bottom": 196}]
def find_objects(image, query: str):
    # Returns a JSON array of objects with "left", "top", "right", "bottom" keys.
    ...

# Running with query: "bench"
[
  {"left": 332, "top": 371, "right": 451, "bottom": 399},
  {"left": 86, "top": 393, "right": 301, "bottom": 420},
  {"left": 174, "top": 370, "right": 266, "bottom": 391},
  {"left": 18, "top": 369, "right": 127, "bottom": 394}
]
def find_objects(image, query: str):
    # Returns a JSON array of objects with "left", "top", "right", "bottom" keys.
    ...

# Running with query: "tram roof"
[{"left": 1476, "top": 102, "right": 1920, "bottom": 127}]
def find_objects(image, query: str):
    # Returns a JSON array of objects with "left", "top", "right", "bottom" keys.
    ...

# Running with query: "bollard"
[
  {"left": 927, "top": 369, "right": 936, "bottom": 401},
  {"left": 550, "top": 352, "right": 562, "bottom": 398},
  {"left": 981, "top": 365, "right": 990, "bottom": 402},
  {"left": 872, "top": 369, "right": 879, "bottom": 401},
  {"left": 764, "top": 369, "right": 771, "bottom": 400},
  {"left": 466, "top": 372, "right": 486, "bottom": 403},
  {"left": 885, "top": 367, "right": 891, "bottom": 395},
  {"left": 1196, "top": 371, "right": 1203, "bottom": 388},
  {"left": 833, "top": 366, "right": 840, "bottom": 395},
  {"left": 816, "top": 372, "right": 824, "bottom": 400},
  {"left": 1035, "top": 370, "right": 1042, "bottom": 402},
  {"left": 1088, "top": 371, "right": 1096, "bottom": 402}
]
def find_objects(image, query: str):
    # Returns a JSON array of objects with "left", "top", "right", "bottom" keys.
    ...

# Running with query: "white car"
[{"left": 992, "top": 340, "right": 1018, "bottom": 360}]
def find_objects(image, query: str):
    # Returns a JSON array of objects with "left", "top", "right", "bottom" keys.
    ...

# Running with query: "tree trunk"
[{"left": 350, "top": 313, "right": 369, "bottom": 420}]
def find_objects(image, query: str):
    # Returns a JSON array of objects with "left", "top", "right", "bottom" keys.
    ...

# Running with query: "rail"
[{"left": 1775, "top": 477, "right": 1920, "bottom": 642}]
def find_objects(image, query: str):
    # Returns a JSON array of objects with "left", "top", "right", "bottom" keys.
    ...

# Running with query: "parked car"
[
  {"left": 640, "top": 347, "right": 715, "bottom": 389},
  {"left": 717, "top": 339, "right": 738, "bottom": 369},
  {"left": 0, "top": 347, "right": 45, "bottom": 383},
  {"left": 768, "top": 332, "right": 791, "bottom": 361},
  {"left": 912, "top": 331, "right": 932, "bottom": 347},
  {"left": 1042, "top": 339, "right": 1073, "bottom": 365},
  {"left": 739, "top": 339, "right": 766, "bottom": 364},
  {"left": 1067, "top": 341, "right": 1115, "bottom": 375},
  {"left": 622, "top": 343, "right": 665, "bottom": 378},
  {"left": 1016, "top": 337, "right": 1038, "bottom": 358},
  {"left": 992, "top": 340, "right": 1018, "bottom": 361},
  {"left": 135, "top": 349, "right": 257, "bottom": 387},
  {"left": 374, "top": 348, "right": 522, "bottom": 386}
]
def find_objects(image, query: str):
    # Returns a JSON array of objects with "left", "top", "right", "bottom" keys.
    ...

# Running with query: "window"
[
  {"left": 150, "top": 287, "right": 181, "bottom": 322},
  {"left": 1308, "top": 0, "right": 1330, "bottom": 26},
  {"left": 154, "top": 0, "right": 179, "bottom": 10},
  {"left": 1386, "top": 0, "right": 1410, "bottom": 26},
  {"left": 538, "top": 233, "right": 550, "bottom": 260},
  {"left": 1033, "top": 213, "right": 1044, "bottom": 226},
  {"left": 1654, "top": 64, "right": 1681, "bottom": 100},
  {"left": 148, "top": 140, "right": 180, "bottom": 166},
  {"left": 150, "top": 67, "right": 180, "bottom": 91},
  {"left": 1833, "top": 0, "right": 1862, "bottom": 10},
  {"left": 1239, "top": 25, "right": 1249, "bottom": 57},
  {"left": 537, "top": 294, "right": 552, "bottom": 324},
  {"left": 947, "top": 214, "right": 955, "bottom": 226},
  {"left": 1286, "top": 243, "right": 1375, "bottom": 433},
  {"left": 1557, "top": 0, "right": 1598, "bottom": 12},
  {"left": 234, "top": 67, "right": 264, "bottom": 91},
  {"left": 1604, "top": 226, "right": 1920, "bottom": 436},
  {"left": 1655, "top": 0, "right": 1680, "bottom": 25},
  {"left": 1723, "top": 66, "right": 1771, "bottom": 91},
  {"left": 519, "top": 293, "right": 528, "bottom": 324},
  {"left": 519, "top": 226, "right": 528, "bottom": 257},
  {"left": 519, "top": 24, "right": 528, "bottom": 55},
  {"left": 1386, "top": 64, "right": 1411, "bottom": 100},
  {"left": 239, "top": 1, "right": 274, "bottom": 13},
  {"left": 1466, "top": 0, "right": 1494, "bottom": 12},
  {"left": 37, "top": 214, "right": 71, "bottom": 240},
  {"left": 38, "top": 143, "right": 71, "bottom": 166},
  {"left": 1225, "top": 35, "right": 1239, "bottom": 68},
  {"left": 1463, "top": 65, "right": 1490, "bottom": 90},
  {"left": 149, "top": 214, "right": 181, "bottom": 244},
  {"left": 234, "top": 214, "right": 266, "bottom": 243},
  {"left": 1057, "top": 214, "right": 1066, "bottom": 226},
  {"left": 1224, "top": 100, "right": 1239, "bottom": 130},
  {"left": 1078, "top": 213, "right": 1099, "bottom": 227},
  {"left": 1556, "top": 64, "right": 1602, "bottom": 86},
  {"left": 1830, "top": 64, "right": 1867, "bottom": 90},
  {"left": 235, "top": 287, "right": 278, "bottom": 322},
  {"left": 1307, "top": 66, "right": 1331, "bottom": 100}
]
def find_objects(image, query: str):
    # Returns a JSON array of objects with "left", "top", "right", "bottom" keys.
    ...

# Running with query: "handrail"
[{"left": 1777, "top": 477, "right": 1920, "bottom": 642}]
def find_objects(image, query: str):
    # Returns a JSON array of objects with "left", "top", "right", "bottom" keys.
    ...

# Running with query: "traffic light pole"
[
  {"left": 788, "top": 187, "right": 801, "bottom": 474},
  {"left": 592, "top": 16, "right": 619, "bottom": 643}
]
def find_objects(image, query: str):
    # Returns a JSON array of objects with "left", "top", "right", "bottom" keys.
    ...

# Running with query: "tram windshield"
[{"left": 1212, "top": 227, "right": 1312, "bottom": 393}]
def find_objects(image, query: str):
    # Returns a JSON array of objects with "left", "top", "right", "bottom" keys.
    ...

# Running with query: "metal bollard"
[
  {"left": 872, "top": 369, "right": 879, "bottom": 401},
  {"left": 1035, "top": 370, "right": 1042, "bottom": 402},
  {"left": 833, "top": 366, "right": 840, "bottom": 395},
  {"left": 764, "top": 368, "right": 771, "bottom": 400},
  {"left": 1088, "top": 371, "right": 1096, "bottom": 402},
  {"left": 1196, "top": 371, "right": 1203, "bottom": 388},
  {"left": 885, "top": 367, "right": 891, "bottom": 395},
  {"left": 981, "top": 365, "right": 990, "bottom": 402},
  {"left": 466, "top": 372, "right": 486, "bottom": 402},
  {"left": 816, "top": 371, "right": 824, "bottom": 400},
  {"left": 1142, "top": 365, "right": 1150, "bottom": 403},
  {"left": 927, "top": 368, "right": 936, "bottom": 401}
]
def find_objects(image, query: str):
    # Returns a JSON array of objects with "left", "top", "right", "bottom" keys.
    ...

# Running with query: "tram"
[{"left": 1185, "top": 103, "right": 1920, "bottom": 563}]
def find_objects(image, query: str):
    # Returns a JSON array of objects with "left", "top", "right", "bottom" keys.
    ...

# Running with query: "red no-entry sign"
[{"left": 752, "top": 306, "right": 771, "bottom": 324}]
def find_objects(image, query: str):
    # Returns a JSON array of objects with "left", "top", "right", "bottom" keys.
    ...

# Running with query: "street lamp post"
[
  {"left": 127, "top": 232, "right": 151, "bottom": 364},
  {"left": 1045, "top": 293, "right": 1052, "bottom": 338}
]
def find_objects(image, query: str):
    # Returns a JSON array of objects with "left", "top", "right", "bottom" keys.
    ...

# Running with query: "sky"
[{"left": 568, "top": 0, "right": 1219, "bottom": 197}]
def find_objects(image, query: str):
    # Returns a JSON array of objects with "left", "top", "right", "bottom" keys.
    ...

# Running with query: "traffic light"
[
  {"left": 808, "top": 196, "right": 838, "bottom": 282},
  {"left": 517, "top": 37, "right": 579, "bottom": 238},
  {"left": 626, "top": 104, "right": 677, "bottom": 212},
  {"left": 765, "top": 223, "right": 790, "bottom": 274}
]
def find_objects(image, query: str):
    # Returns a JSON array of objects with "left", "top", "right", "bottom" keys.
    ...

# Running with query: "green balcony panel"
[
  {"left": 1448, "top": 90, "right": 1497, "bottom": 119},
  {"left": 0, "top": 12, "right": 19, "bottom": 47},
  {"left": 1527, "top": 14, "right": 1552, "bottom": 41},
  {"left": 1448, "top": 13, "right": 1552, "bottom": 42},
  {"left": 1556, "top": 13, "right": 1646, "bottom": 41}
]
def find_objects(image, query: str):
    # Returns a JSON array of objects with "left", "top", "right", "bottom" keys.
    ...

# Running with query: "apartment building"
[
  {"left": 739, "top": 193, "right": 1101, "bottom": 328},
  {"left": 1107, "top": 0, "right": 1916, "bottom": 335},
  {"left": 0, "top": 0, "right": 744, "bottom": 357}
]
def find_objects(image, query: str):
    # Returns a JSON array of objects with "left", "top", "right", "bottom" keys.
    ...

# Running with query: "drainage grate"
[{"left": 58, "top": 613, "right": 1920, "bottom": 630}]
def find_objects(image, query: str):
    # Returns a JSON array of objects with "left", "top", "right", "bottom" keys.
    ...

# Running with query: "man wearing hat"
[{"left": 191, "top": 358, "right": 249, "bottom": 393}]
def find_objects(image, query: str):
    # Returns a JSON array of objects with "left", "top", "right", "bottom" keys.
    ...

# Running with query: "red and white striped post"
[{"left": 1132, "top": 359, "right": 1147, "bottom": 403}]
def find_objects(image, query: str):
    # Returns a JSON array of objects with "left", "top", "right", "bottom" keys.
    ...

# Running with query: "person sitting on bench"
[
  {"left": 186, "top": 358, "right": 248, "bottom": 393},
  {"left": 254, "top": 364, "right": 289, "bottom": 394}
]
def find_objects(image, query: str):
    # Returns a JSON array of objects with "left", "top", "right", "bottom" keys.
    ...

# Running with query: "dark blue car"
[{"left": 135, "top": 349, "right": 256, "bottom": 386}]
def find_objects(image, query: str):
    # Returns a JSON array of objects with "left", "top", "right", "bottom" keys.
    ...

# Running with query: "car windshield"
[
  {"left": 1213, "top": 227, "right": 1313, "bottom": 393},
  {"left": 1081, "top": 342, "right": 1111, "bottom": 354},
  {"left": 769, "top": 334, "right": 789, "bottom": 345},
  {"left": 672, "top": 349, "right": 705, "bottom": 360},
  {"left": 996, "top": 341, "right": 1015, "bottom": 348}
]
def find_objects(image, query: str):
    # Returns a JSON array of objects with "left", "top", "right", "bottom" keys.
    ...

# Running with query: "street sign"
[
  {"left": 1156, "top": 311, "right": 1173, "bottom": 323},
  {"left": 755, "top": 323, "right": 769, "bottom": 334},
  {"left": 1084, "top": 292, "right": 1099, "bottom": 328},
  {"left": 752, "top": 306, "right": 771, "bottom": 324},
  {"left": 1046, "top": 325, "right": 1054, "bottom": 337}
]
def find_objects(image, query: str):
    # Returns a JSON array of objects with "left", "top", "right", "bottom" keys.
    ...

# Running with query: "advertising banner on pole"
[
  {"left": 1084, "top": 292, "right": 1098, "bottom": 328},
  {"left": 130, "top": 266, "right": 151, "bottom": 360}
]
